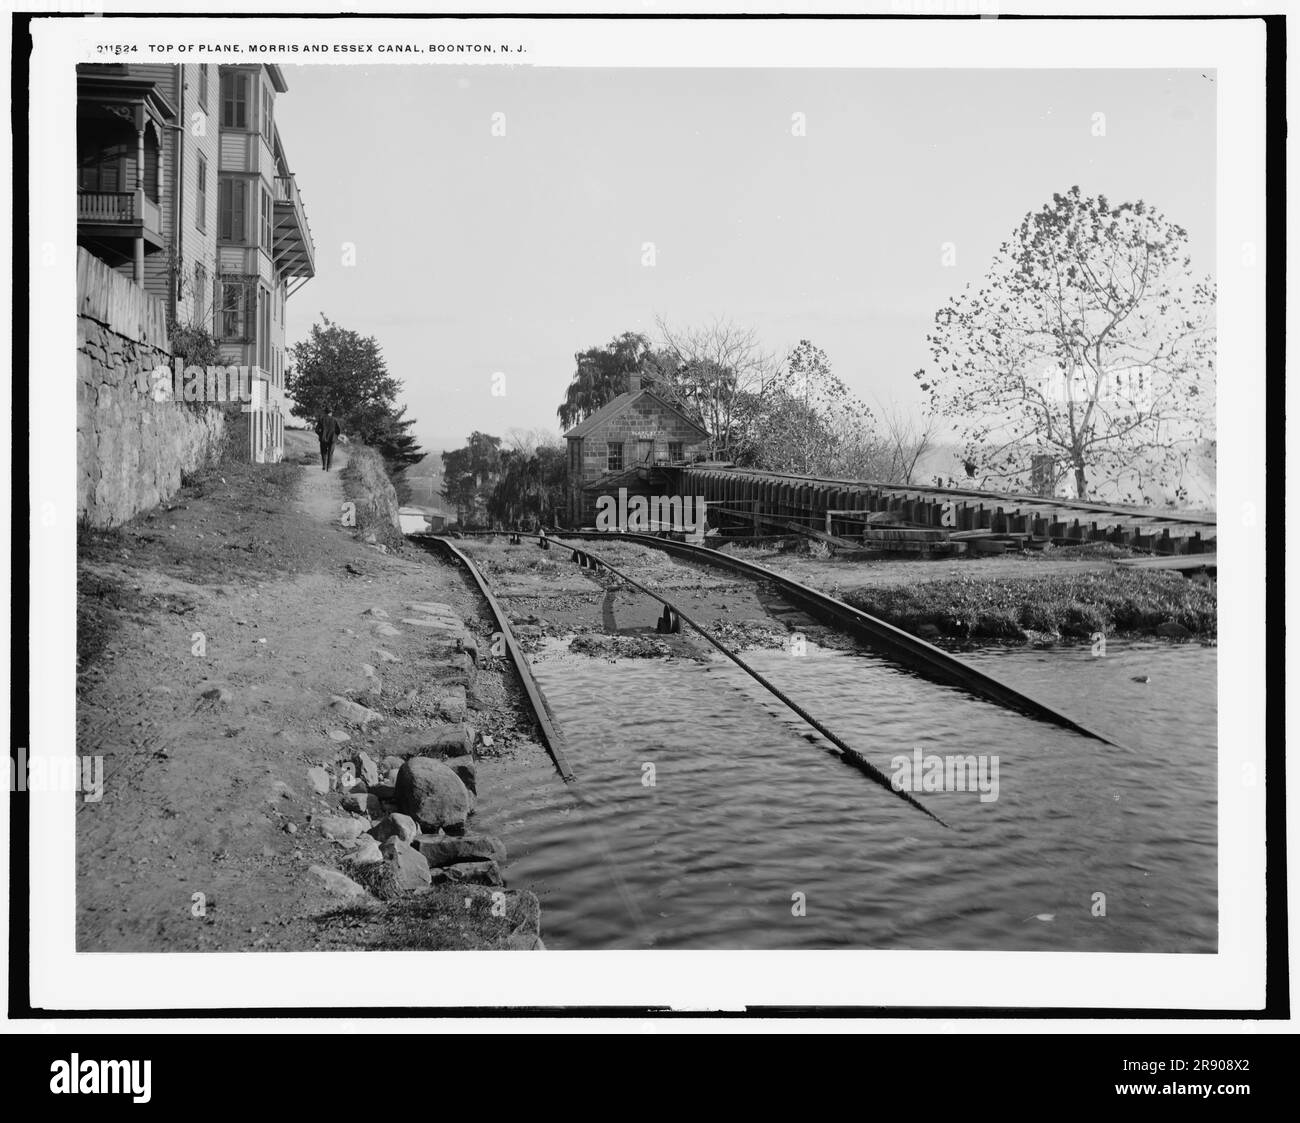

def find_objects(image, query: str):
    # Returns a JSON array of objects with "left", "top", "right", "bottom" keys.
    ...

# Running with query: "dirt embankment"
[
  {"left": 714, "top": 541, "right": 1217, "bottom": 645},
  {"left": 75, "top": 433, "right": 551, "bottom": 951}
]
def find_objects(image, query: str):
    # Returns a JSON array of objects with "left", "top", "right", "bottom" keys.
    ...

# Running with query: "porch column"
[{"left": 133, "top": 107, "right": 146, "bottom": 285}]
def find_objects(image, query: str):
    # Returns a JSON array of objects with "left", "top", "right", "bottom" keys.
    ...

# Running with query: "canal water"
[{"left": 475, "top": 639, "right": 1217, "bottom": 952}]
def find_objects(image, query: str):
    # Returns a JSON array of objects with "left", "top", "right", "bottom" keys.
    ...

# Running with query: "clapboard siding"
[
  {"left": 131, "top": 64, "right": 176, "bottom": 91},
  {"left": 178, "top": 64, "right": 220, "bottom": 327}
]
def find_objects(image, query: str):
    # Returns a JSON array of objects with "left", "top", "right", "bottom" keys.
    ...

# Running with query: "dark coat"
[{"left": 315, "top": 416, "right": 342, "bottom": 443}]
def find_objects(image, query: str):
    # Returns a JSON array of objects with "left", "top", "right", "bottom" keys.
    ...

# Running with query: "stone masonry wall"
[
  {"left": 567, "top": 395, "right": 709, "bottom": 524},
  {"left": 77, "top": 248, "right": 228, "bottom": 528}
]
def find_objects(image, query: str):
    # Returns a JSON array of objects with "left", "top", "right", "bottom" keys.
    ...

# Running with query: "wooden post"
[{"left": 133, "top": 111, "right": 146, "bottom": 286}]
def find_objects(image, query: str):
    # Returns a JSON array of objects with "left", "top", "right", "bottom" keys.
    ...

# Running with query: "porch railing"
[{"left": 78, "top": 191, "right": 134, "bottom": 221}]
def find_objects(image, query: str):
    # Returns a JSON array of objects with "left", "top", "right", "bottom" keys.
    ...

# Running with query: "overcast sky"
[{"left": 272, "top": 66, "right": 1215, "bottom": 453}]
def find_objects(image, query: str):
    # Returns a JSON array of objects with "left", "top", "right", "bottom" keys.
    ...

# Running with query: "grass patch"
[
  {"left": 309, "top": 885, "right": 537, "bottom": 950},
  {"left": 843, "top": 569, "right": 1216, "bottom": 642}
]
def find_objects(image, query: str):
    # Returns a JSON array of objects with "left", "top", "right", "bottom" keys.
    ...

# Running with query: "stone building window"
[
  {"left": 607, "top": 442, "right": 623, "bottom": 472},
  {"left": 668, "top": 441, "right": 684, "bottom": 462}
]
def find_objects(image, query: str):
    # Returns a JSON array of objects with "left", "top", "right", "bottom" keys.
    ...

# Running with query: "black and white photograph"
[{"left": 12, "top": 4, "right": 1282, "bottom": 1041}]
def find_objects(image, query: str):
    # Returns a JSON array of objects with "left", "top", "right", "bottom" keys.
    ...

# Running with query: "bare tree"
[
  {"left": 654, "top": 316, "right": 780, "bottom": 460},
  {"left": 874, "top": 405, "right": 940, "bottom": 485},
  {"left": 916, "top": 187, "right": 1214, "bottom": 503}
]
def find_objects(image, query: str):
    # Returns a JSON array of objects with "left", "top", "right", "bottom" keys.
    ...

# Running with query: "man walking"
[{"left": 315, "top": 409, "right": 342, "bottom": 471}]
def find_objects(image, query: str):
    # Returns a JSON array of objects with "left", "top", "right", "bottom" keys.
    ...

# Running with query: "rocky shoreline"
[{"left": 293, "top": 600, "right": 544, "bottom": 949}]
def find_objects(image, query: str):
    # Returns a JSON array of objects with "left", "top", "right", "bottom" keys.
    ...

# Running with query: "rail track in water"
[{"left": 417, "top": 529, "right": 1127, "bottom": 829}]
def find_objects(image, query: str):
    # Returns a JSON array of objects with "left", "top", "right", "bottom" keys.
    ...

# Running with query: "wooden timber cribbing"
[
  {"left": 422, "top": 536, "right": 576, "bottom": 782},
  {"left": 560, "top": 530, "right": 1127, "bottom": 749},
  {"left": 671, "top": 465, "right": 1216, "bottom": 556}
]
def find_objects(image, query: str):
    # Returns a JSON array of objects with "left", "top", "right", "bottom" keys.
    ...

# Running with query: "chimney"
[{"left": 627, "top": 371, "right": 641, "bottom": 394}]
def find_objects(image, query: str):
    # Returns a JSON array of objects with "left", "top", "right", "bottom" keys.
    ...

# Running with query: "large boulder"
[
  {"left": 352, "top": 750, "right": 380, "bottom": 787},
  {"left": 328, "top": 695, "right": 383, "bottom": 725},
  {"left": 380, "top": 837, "right": 432, "bottom": 890},
  {"left": 340, "top": 792, "right": 381, "bottom": 816},
  {"left": 395, "top": 758, "right": 470, "bottom": 832},
  {"left": 308, "top": 865, "right": 369, "bottom": 900},
  {"left": 441, "top": 755, "right": 478, "bottom": 795},
  {"left": 346, "top": 836, "right": 383, "bottom": 866},
  {"left": 381, "top": 724, "right": 474, "bottom": 759},
  {"left": 415, "top": 833, "right": 505, "bottom": 867},
  {"left": 368, "top": 812, "right": 419, "bottom": 844},
  {"left": 444, "top": 860, "right": 503, "bottom": 886},
  {"left": 318, "top": 816, "right": 365, "bottom": 841}
]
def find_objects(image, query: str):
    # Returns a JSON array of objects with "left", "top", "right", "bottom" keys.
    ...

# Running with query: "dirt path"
[
  {"left": 75, "top": 444, "right": 549, "bottom": 952},
  {"left": 295, "top": 438, "right": 349, "bottom": 522}
]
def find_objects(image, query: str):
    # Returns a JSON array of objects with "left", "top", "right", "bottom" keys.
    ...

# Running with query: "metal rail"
[
  {"left": 557, "top": 530, "right": 1127, "bottom": 749},
  {"left": 419, "top": 535, "right": 576, "bottom": 782},
  {"left": 549, "top": 535, "right": 949, "bottom": 827}
]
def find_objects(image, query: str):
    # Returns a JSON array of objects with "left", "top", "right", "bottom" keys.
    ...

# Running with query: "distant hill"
[{"left": 398, "top": 451, "right": 447, "bottom": 513}]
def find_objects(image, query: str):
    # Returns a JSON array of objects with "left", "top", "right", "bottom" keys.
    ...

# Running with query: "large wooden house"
[
  {"left": 562, "top": 373, "right": 711, "bottom": 526},
  {"left": 76, "top": 62, "right": 315, "bottom": 463}
]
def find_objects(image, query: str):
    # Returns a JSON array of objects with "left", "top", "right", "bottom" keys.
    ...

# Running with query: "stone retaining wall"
[{"left": 77, "top": 248, "right": 228, "bottom": 527}]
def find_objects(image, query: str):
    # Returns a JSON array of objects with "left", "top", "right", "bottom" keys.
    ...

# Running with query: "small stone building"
[{"left": 562, "top": 374, "right": 711, "bottom": 527}]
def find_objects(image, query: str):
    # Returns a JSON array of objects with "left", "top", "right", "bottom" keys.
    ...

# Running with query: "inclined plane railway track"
[{"left": 419, "top": 530, "right": 1128, "bottom": 826}]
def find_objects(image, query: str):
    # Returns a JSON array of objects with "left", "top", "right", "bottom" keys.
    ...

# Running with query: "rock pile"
[{"left": 300, "top": 601, "right": 542, "bottom": 948}]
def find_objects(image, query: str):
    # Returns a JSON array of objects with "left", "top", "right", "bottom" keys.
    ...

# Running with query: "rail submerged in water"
[
  {"left": 418, "top": 535, "right": 576, "bottom": 783},
  {"left": 454, "top": 528, "right": 1124, "bottom": 750},
  {"left": 569, "top": 531, "right": 1124, "bottom": 747}
]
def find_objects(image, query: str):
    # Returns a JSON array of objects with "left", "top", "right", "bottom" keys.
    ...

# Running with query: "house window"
[
  {"left": 218, "top": 176, "right": 247, "bottom": 241},
  {"left": 262, "top": 86, "right": 273, "bottom": 143},
  {"left": 218, "top": 280, "right": 250, "bottom": 340},
  {"left": 606, "top": 442, "right": 623, "bottom": 472},
  {"left": 195, "top": 155, "right": 207, "bottom": 232},
  {"left": 259, "top": 289, "right": 271, "bottom": 371},
  {"left": 220, "top": 71, "right": 248, "bottom": 129},
  {"left": 198, "top": 65, "right": 209, "bottom": 110},
  {"left": 260, "top": 187, "right": 272, "bottom": 253},
  {"left": 194, "top": 262, "right": 207, "bottom": 321},
  {"left": 77, "top": 141, "right": 127, "bottom": 192},
  {"left": 668, "top": 441, "right": 684, "bottom": 462}
]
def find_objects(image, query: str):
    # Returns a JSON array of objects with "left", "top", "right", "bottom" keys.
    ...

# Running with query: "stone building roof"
[{"left": 562, "top": 389, "right": 710, "bottom": 440}]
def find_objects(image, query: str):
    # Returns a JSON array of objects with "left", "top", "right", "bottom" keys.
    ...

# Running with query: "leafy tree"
[
  {"left": 556, "top": 332, "right": 658, "bottom": 430},
  {"left": 741, "top": 340, "right": 875, "bottom": 475},
  {"left": 441, "top": 432, "right": 502, "bottom": 527},
  {"left": 287, "top": 315, "right": 424, "bottom": 476},
  {"left": 488, "top": 439, "right": 567, "bottom": 528},
  {"left": 350, "top": 401, "right": 424, "bottom": 473},
  {"left": 915, "top": 187, "right": 1215, "bottom": 502}
]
